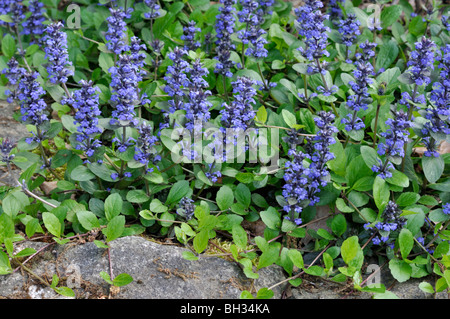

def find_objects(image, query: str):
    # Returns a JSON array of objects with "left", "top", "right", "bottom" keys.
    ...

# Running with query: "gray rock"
[{"left": 0, "top": 236, "right": 288, "bottom": 299}]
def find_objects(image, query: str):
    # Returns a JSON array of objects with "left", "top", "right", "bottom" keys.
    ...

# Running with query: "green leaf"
[
  {"left": 14, "top": 248, "right": 37, "bottom": 258},
  {"left": 331, "top": 214, "right": 347, "bottom": 237},
  {"left": 2, "top": 191, "right": 29, "bottom": 218},
  {"left": 76, "top": 211, "right": 100, "bottom": 230},
  {"left": 54, "top": 287, "right": 75, "bottom": 298},
  {"left": 149, "top": 198, "right": 168, "bottom": 213},
  {"left": 70, "top": 165, "right": 96, "bottom": 182},
  {"left": 380, "top": 5, "right": 402, "bottom": 28},
  {"left": 104, "top": 193, "right": 123, "bottom": 221},
  {"left": 235, "top": 183, "right": 251, "bottom": 208},
  {"left": 422, "top": 156, "right": 444, "bottom": 184},
  {"left": 398, "top": 228, "right": 414, "bottom": 260},
  {"left": 360, "top": 146, "right": 380, "bottom": 169},
  {"left": 2, "top": 34, "right": 16, "bottom": 59},
  {"left": 165, "top": 180, "right": 190, "bottom": 206},
  {"left": 281, "top": 109, "right": 296, "bottom": 128},
  {"left": 256, "top": 287, "right": 274, "bottom": 299},
  {"left": 386, "top": 170, "right": 409, "bottom": 188},
  {"left": 260, "top": 207, "right": 281, "bottom": 230},
  {"left": 341, "top": 236, "right": 361, "bottom": 266},
  {"left": 42, "top": 212, "right": 62, "bottom": 238},
  {"left": 159, "top": 212, "right": 175, "bottom": 227},
  {"left": 257, "top": 245, "right": 279, "bottom": 269},
  {"left": 103, "top": 215, "right": 125, "bottom": 242},
  {"left": 0, "top": 250, "right": 12, "bottom": 275},
  {"left": 389, "top": 259, "right": 412, "bottom": 283},
  {"left": 287, "top": 249, "right": 304, "bottom": 269},
  {"left": 232, "top": 224, "right": 248, "bottom": 250},
  {"left": 373, "top": 176, "right": 390, "bottom": 211},
  {"left": 100, "top": 271, "right": 113, "bottom": 285},
  {"left": 112, "top": 273, "right": 133, "bottom": 287},
  {"left": 126, "top": 189, "right": 150, "bottom": 203},
  {"left": 182, "top": 251, "right": 199, "bottom": 261},
  {"left": 193, "top": 229, "right": 209, "bottom": 254},
  {"left": 216, "top": 185, "right": 234, "bottom": 211},
  {"left": 396, "top": 192, "right": 420, "bottom": 207},
  {"left": 375, "top": 40, "right": 399, "bottom": 71},
  {"left": 418, "top": 282, "right": 434, "bottom": 294},
  {"left": 256, "top": 106, "right": 268, "bottom": 124}
]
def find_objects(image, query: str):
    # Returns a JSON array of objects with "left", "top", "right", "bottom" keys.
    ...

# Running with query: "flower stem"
[{"left": 372, "top": 101, "right": 381, "bottom": 149}]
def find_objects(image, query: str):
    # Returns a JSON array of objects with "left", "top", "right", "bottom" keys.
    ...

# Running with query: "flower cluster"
[
  {"left": 295, "top": 0, "right": 330, "bottom": 75},
  {"left": 184, "top": 59, "right": 212, "bottom": 131},
  {"left": 43, "top": 22, "right": 74, "bottom": 84},
  {"left": 364, "top": 201, "right": 406, "bottom": 246},
  {"left": 443, "top": 203, "right": 450, "bottom": 215},
  {"left": 144, "top": 0, "right": 161, "bottom": 19},
  {"left": 237, "top": 0, "right": 268, "bottom": 59},
  {"left": 328, "top": 0, "right": 344, "bottom": 22},
  {"left": 214, "top": 0, "right": 237, "bottom": 77},
  {"left": 164, "top": 47, "right": 190, "bottom": 114},
  {"left": 134, "top": 122, "right": 161, "bottom": 173},
  {"left": 421, "top": 44, "right": 450, "bottom": 156},
  {"left": 177, "top": 197, "right": 196, "bottom": 220},
  {"left": 220, "top": 76, "right": 257, "bottom": 132},
  {"left": 9, "top": 2, "right": 25, "bottom": 29},
  {"left": 22, "top": 0, "right": 46, "bottom": 39},
  {"left": 258, "top": 0, "right": 274, "bottom": 15},
  {"left": 282, "top": 111, "right": 337, "bottom": 224},
  {"left": 0, "top": 138, "right": 16, "bottom": 164},
  {"left": 106, "top": 7, "right": 131, "bottom": 55},
  {"left": 181, "top": 20, "right": 201, "bottom": 52},
  {"left": 0, "top": 0, "right": 12, "bottom": 26},
  {"left": 404, "top": 37, "right": 436, "bottom": 87},
  {"left": 109, "top": 54, "right": 147, "bottom": 128},
  {"left": 341, "top": 60, "right": 375, "bottom": 132},
  {"left": 355, "top": 40, "right": 377, "bottom": 63},
  {"left": 63, "top": 80, "right": 102, "bottom": 159},
  {"left": 372, "top": 110, "right": 413, "bottom": 179},
  {"left": 2, "top": 58, "right": 26, "bottom": 103},
  {"left": 338, "top": 13, "right": 361, "bottom": 50},
  {"left": 441, "top": 15, "right": 449, "bottom": 31},
  {"left": 17, "top": 71, "right": 49, "bottom": 128},
  {"left": 129, "top": 36, "right": 147, "bottom": 68}
]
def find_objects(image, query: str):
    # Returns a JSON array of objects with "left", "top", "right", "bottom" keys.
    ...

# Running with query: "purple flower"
[
  {"left": 129, "top": 36, "right": 147, "bottom": 68},
  {"left": 0, "top": 0, "right": 13, "bottom": 26},
  {"left": 0, "top": 138, "right": 16, "bottom": 163},
  {"left": 177, "top": 197, "right": 196, "bottom": 220},
  {"left": 328, "top": 0, "right": 344, "bottom": 21},
  {"left": 106, "top": 7, "right": 131, "bottom": 55},
  {"left": 22, "top": 0, "right": 46, "bottom": 38},
  {"left": 338, "top": 14, "right": 361, "bottom": 47},
  {"left": 237, "top": 0, "right": 268, "bottom": 59},
  {"left": 443, "top": 203, "right": 450, "bottom": 215},
  {"left": 181, "top": 20, "right": 201, "bottom": 52},
  {"left": 184, "top": 59, "right": 212, "bottom": 131},
  {"left": 295, "top": 0, "right": 330, "bottom": 74},
  {"left": 164, "top": 47, "right": 190, "bottom": 113},
  {"left": 405, "top": 37, "right": 436, "bottom": 87},
  {"left": 16, "top": 71, "right": 49, "bottom": 128},
  {"left": 144, "top": 0, "right": 161, "bottom": 19},
  {"left": 109, "top": 54, "right": 146, "bottom": 127},
  {"left": 282, "top": 111, "right": 337, "bottom": 222},
  {"left": 43, "top": 22, "right": 74, "bottom": 84},
  {"left": 220, "top": 76, "right": 257, "bottom": 132},
  {"left": 63, "top": 80, "right": 102, "bottom": 158},
  {"left": 9, "top": 2, "right": 25, "bottom": 29},
  {"left": 134, "top": 122, "right": 161, "bottom": 170},
  {"left": 442, "top": 15, "right": 450, "bottom": 31},
  {"left": 214, "top": 0, "right": 237, "bottom": 77}
]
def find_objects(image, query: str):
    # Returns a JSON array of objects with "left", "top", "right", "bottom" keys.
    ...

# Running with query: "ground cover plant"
[{"left": 0, "top": 0, "right": 449, "bottom": 299}]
